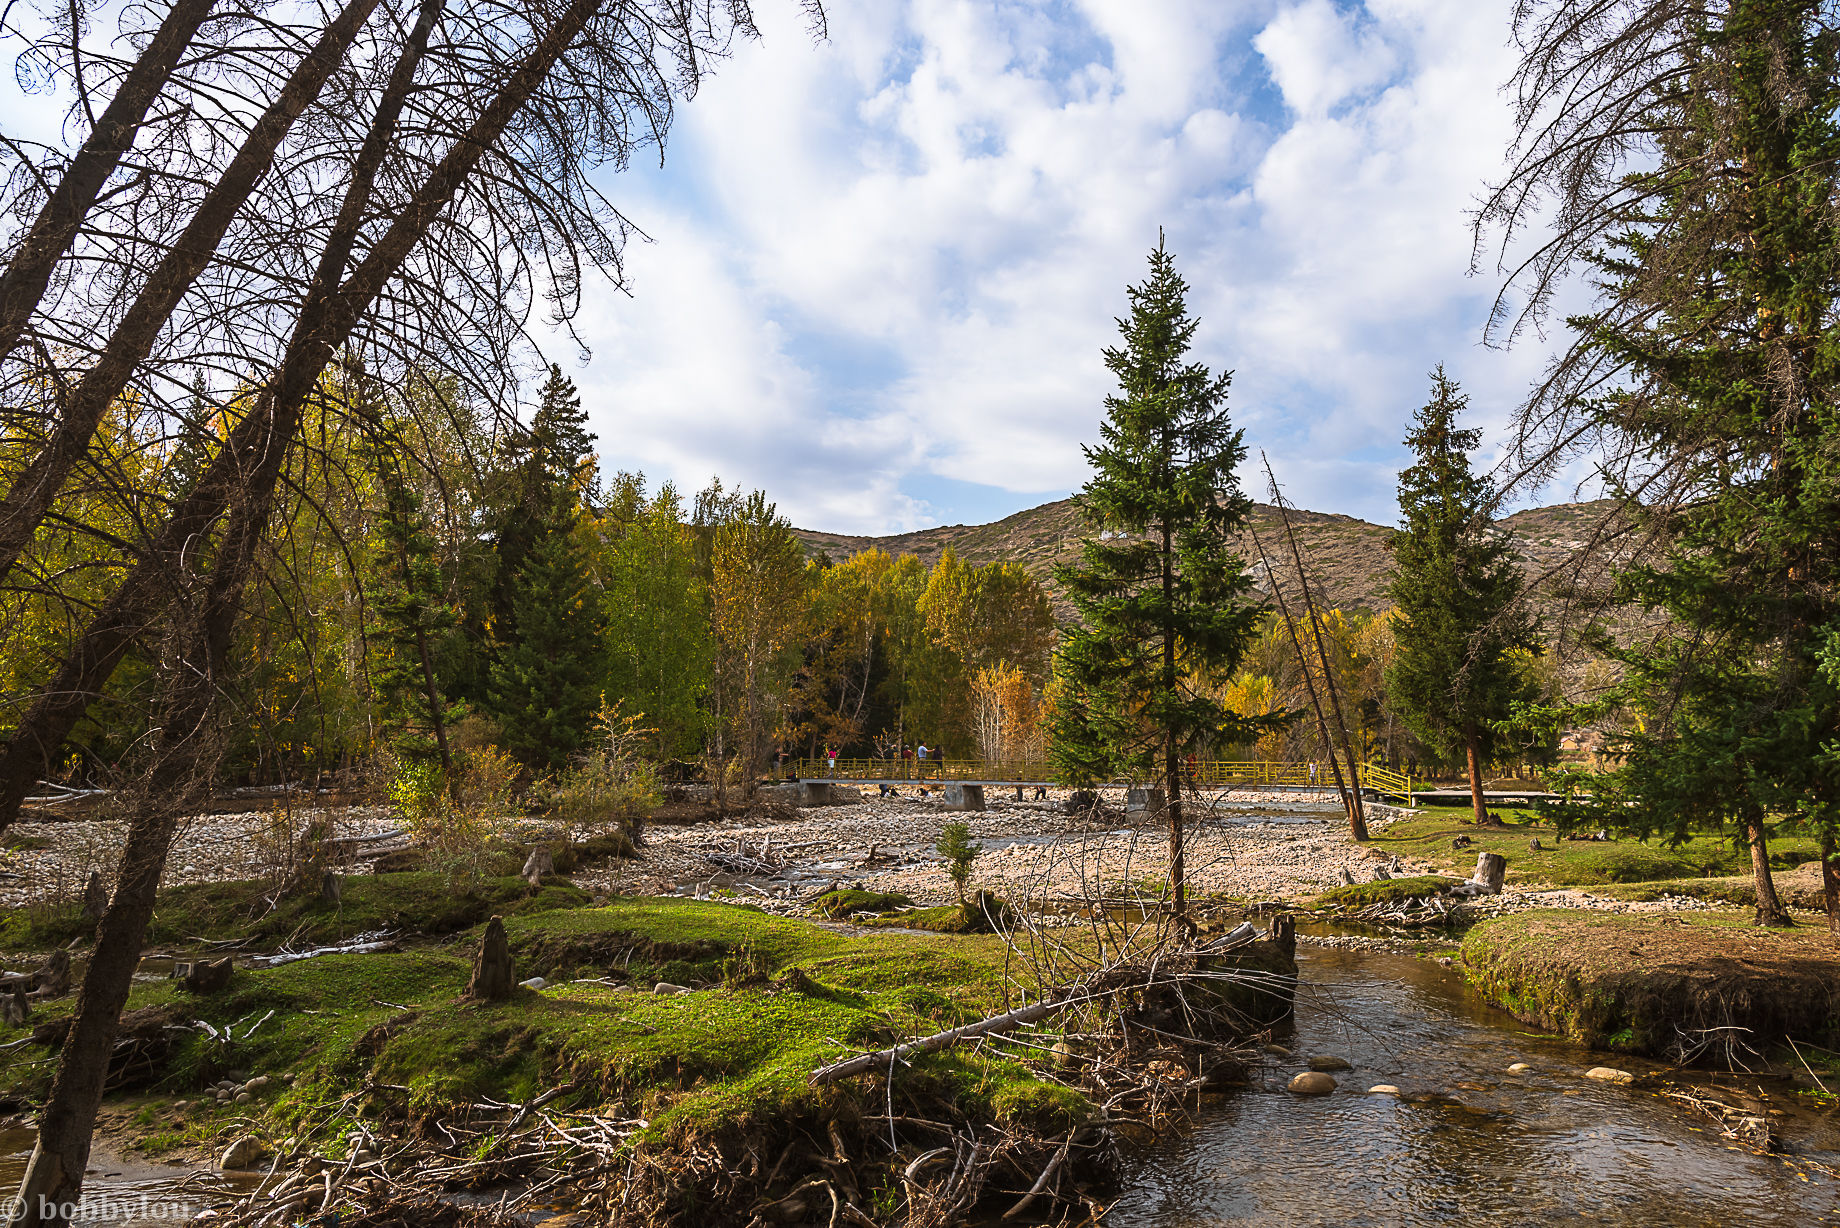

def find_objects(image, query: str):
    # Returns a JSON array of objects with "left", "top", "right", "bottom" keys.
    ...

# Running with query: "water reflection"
[{"left": 1107, "top": 947, "right": 1840, "bottom": 1227}]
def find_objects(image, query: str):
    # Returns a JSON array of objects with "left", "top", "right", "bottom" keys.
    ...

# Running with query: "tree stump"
[
  {"left": 81, "top": 869, "right": 109, "bottom": 926},
  {"left": 521, "top": 846, "right": 554, "bottom": 889},
  {"left": 182, "top": 956, "right": 234, "bottom": 994},
  {"left": 32, "top": 949, "right": 70, "bottom": 997},
  {"left": 1472, "top": 851, "right": 1507, "bottom": 893},
  {"left": 2, "top": 985, "right": 27, "bottom": 1025},
  {"left": 320, "top": 869, "right": 343, "bottom": 905},
  {"left": 466, "top": 916, "right": 515, "bottom": 1000}
]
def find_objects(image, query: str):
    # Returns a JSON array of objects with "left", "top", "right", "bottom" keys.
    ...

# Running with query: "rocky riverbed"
[{"left": 0, "top": 787, "right": 1768, "bottom": 920}]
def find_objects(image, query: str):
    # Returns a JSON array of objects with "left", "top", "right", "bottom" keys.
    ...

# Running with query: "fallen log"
[{"left": 810, "top": 992, "right": 1092, "bottom": 1085}]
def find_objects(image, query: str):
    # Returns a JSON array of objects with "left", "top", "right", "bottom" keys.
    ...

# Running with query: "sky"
[
  {"left": 0, "top": 0, "right": 1580, "bottom": 535},
  {"left": 562, "top": 0, "right": 1576, "bottom": 535}
]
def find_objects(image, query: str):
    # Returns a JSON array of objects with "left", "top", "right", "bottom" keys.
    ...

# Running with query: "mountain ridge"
[{"left": 792, "top": 497, "right": 1619, "bottom": 621}]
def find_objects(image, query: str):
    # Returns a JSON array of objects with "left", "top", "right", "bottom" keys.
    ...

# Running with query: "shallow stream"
[{"left": 1107, "top": 944, "right": 1840, "bottom": 1227}]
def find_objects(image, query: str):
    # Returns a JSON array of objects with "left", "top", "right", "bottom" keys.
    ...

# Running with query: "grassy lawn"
[
  {"left": 1365, "top": 806, "right": 1825, "bottom": 888},
  {"left": 0, "top": 897, "right": 1090, "bottom": 1159}
]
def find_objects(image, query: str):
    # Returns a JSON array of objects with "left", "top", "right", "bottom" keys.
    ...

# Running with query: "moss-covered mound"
[
  {"left": 0, "top": 873, "right": 589, "bottom": 954},
  {"left": 1312, "top": 876, "right": 1462, "bottom": 908},
  {"left": 0, "top": 899, "right": 1092, "bottom": 1146},
  {"left": 811, "top": 888, "right": 914, "bottom": 918},
  {"left": 1461, "top": 910, "right": 1840, "bottom": 1057},
  {"left": 856, "top": 892, "right": 1015, "bottom": 934}
]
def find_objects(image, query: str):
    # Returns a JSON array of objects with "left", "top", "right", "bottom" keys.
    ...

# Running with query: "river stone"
[
  {"left": 1260, "top": 1044, "right": 1293, "bottom": 1058},
  {"left": 1287, "top": 1071, "right": 1337, "bottom": 1095},
  {"left": 1367, "top": 1085, "right": 1402, "bottom": 1095},
  {"left": 653, "top": 982, "right": 691, "bottom": 994},
  {"left": 219, "top": 1136, "right": 266, "bottom": 1170},
  {"left": 1051, "top": 1041, "right": 1081, "bottom": 1070},
  {"left": 1507, "top": 1062, "right": 1531, "bottom": 1073},
  {"left": 519, "top": 977, "right": 547, "bottom": 990},
  {"left": 1309, "top": 1055, "right": 1352, "bottom": 1072},
  {"left": 1585, "top": 1066, "right": 1634, "bottom": 1084}
]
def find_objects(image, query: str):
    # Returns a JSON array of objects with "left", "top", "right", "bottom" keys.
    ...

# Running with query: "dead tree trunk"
[
  {"left": 1466, "top": 725, "right": 1488, "bottom": 825},
  {"left": 1822, "top": 829, "right": 1838, "bottom": 939},
  {"left": 1259, "top": 462, "right": 1367, "bottom": 839},
  {"left": 1747, "top": 819, "right": 1793, "bottom": 928},
  {"left": 0, "top": 0, "right": 385, "bottom": 586},
  {"left": 5, "top": 590, "right": 228, "bottom": 1228},
  {"left": 0, "top": 0, "right": 222, "bottom": 361}
]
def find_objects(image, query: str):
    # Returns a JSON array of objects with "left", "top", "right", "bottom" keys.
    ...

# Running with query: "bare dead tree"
[
  {"left": 0, "top": 0, "right": 388, "bottom": 583},
  {"left": 0, "top": 0, "right": 223, "bottom": 360}
]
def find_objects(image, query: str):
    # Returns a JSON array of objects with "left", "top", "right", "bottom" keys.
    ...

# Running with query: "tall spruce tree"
[
  {"left": 1050, "top": 235, "right": 1267, "bottom": 920},
  {"left": 480, "top": 365, "right": 609, "bottom": 765},
  {"left": 364, "top": 440, "right": 465, "bottom": 777},
  {"left": 1385, "top": 369, "right": 1539, "bottom": 825},
  {"left": 489, "top": 526, "right": 607, "bottom": 768},
  {"left": 1572, "top": 1, "right": 1840, "bottom": 927}
]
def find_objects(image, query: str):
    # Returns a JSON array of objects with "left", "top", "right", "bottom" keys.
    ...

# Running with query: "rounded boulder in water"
[{"left": 1288, "top": 1071, "right": 1337, "bottom": 1095}]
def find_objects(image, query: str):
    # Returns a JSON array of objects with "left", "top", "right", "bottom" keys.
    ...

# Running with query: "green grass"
[
  {"left": 1, "top": 898, "right": 1091, "bottom": 1150},
  {"left": 0, "top": 872, "right": 589, "bottom": 953},
  {"left": 1311, "top": 875, "right": 1463, "bottom": 907},
  {"left": 1366, "top": 808, "right": 1824, "bottom": 887}
]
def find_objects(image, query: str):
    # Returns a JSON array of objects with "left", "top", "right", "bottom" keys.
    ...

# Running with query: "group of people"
[{"left": 782, "top": 741, "right": 947, "bottom": 779}]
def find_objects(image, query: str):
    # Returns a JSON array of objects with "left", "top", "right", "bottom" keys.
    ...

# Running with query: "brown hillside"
[{"left": 794, "top": 497, "right": 1623, "bottom": 623}]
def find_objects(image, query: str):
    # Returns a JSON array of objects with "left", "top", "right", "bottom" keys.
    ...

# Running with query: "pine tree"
[
  {"left": 1385, "top": 368, "right": 1539, "bottom": 825},
  {"left": 487, "top": 364, "right": 599, "bottom": 637},
  {"left": 1575, "top": 2, "right": 1840, "bottom": 927},
  {"left": 364, "top": 441, "right": 465, "bottom": 776},
  {"left": 1050, "top": 235, "right": 1267, "bottom": 920},
  {"left": 489, "top": 526, "right": 607, "bottom": 768}
]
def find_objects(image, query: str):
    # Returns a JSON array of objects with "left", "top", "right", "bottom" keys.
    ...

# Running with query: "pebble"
[
  {"left": 1309, "top": 1055, "right": 1352, "bottom": 1072},
  {"left": 1585, "top": 1066, "right": 1634, "bottom": 1084},
  {"left": 1260, "top": 1044, "right": 1293, "bottom": 1058},
  {"left": 1288, "top": 1071, "right": 1337, "bottom": 1095},
  {"left": 1507, "top": 1062, "right": 1531, "bottom": 1073},
  {"left": 234, "top": 1091, "right": 253, "bottom": 1104},
  {"left": 519, "top": 977, "right": 547, "bottom": 990},
  {"left": 652, "top": 982, "right": 690, "bottom": 994},
  {"left": 1367, "top": 1085, "right": 1402, "bottom": 1095}
]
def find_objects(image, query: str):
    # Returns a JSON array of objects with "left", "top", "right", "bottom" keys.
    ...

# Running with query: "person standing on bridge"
[
  {"left": 917, "top": 742, "right": 931, "bottom": 779},
  {"left": 825, "top": 744, "right": 838, "bottom": 776}
]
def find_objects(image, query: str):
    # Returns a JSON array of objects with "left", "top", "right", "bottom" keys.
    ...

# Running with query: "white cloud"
[{"left": 565, "top": 0, "right": 1564, "bottom": 532}]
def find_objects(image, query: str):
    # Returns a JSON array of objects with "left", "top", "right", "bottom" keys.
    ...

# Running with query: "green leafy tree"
[
  {"left": 597, "top": 478, "right": 712, "bottom": 760},
  {"left": 1385, "top": 369, "right": 1540, "bottom": 825},
  {"left": 709, "top": 491, "right": 808, "bottom": 778},
  {"left": 1050, "top": 235, "right": 1267, "bottom": 919}
]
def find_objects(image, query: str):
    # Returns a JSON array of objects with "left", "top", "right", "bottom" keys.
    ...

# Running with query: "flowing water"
[{"left": 1107, "top": 944, "right": 1840, "bottom": 1227}]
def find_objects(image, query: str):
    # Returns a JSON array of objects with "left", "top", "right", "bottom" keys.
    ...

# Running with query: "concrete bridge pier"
[
  {"left": 1126, "top": 787, "right": 1166, "bottom": 814},
  {"left": 942, "top": 783, "right": 985, "bottom": 812}
]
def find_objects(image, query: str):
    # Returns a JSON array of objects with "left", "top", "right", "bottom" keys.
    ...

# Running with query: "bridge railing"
[{"left": 777, "top": 758, "right": 1419, "bottom": 795}]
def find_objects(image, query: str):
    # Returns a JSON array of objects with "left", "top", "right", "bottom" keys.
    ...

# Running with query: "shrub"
[
  {"left": 534, "top": 699, "right": 660, "bottom": 848},
  {"left": 387, "top": 747, "right": 522, "bottom": 883},
  {"left": 936, "top": 822, "right": 981, "bottom": 905}
]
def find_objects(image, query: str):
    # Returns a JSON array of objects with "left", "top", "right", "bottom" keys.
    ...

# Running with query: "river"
[{"left": 1106, "top": 943, "right": 1840, "bottom": 1227}]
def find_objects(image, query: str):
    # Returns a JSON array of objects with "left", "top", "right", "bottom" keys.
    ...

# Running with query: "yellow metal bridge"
[{"left": 776, "top": 758, "right": 1421, "bottom": 800}]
